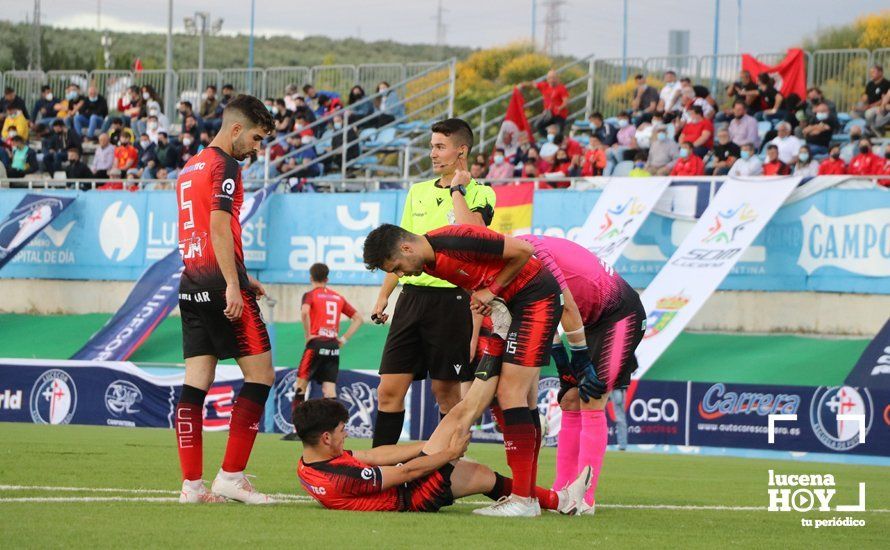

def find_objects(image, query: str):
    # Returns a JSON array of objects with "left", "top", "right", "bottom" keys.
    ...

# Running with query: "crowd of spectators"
[
  {"left": 0, "top": 77, "right": 406, "bottom": 188},
  {"left": 467, "top": 65, "right": 889, "bottom": 187}
]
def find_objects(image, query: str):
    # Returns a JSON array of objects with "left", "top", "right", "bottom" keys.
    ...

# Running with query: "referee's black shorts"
[{"left": 379, "top": 285, "right": 473, "bottom": 382}]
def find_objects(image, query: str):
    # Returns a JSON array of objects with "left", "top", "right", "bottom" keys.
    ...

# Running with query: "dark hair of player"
[
  {"left": 309, "top": 263, "right": 329, "bottom": 282},
  {"left": 431, "top": 118, "right": 474, "bottom": 150},
  {"left": 222, "top": 94, "right": 275, "bottom": 133},
  {"left": 362, "top": 224, "right": 415, "bottom": 271},
  {"left": 293, "top": 398, "right": 349, "bottom": 445}
]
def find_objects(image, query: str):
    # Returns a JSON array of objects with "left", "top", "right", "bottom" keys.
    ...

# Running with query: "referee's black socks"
[{"left": 372, "top": 410, "right": 405, "bottom": 447}]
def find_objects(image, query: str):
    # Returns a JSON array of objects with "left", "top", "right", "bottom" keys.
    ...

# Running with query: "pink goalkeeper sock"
[
  {"left": 553, "top": 409, "right": 582, "bottom": 490},
  {"left": 579, "top": 409, "right": 608, "bottom": 506}
]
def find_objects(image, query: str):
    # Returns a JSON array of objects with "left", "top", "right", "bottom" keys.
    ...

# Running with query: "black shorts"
[
  {"left": 399, "top": 462, "right": 455, "bottom": 512},
  {"left": 179, "top": 288, "right": 271, "bottom": 360},
  {"left": 298, "top": 338, "right": 340, "bottom": 384},
  {"left": 503, "top": 269, "right": 564, "bottom": 368},
  {"left": 557, "top": 282, "right": 646, "bottom": 399},
  {"left": 379, "top": 285, "right": 472, "bottom": 382}
]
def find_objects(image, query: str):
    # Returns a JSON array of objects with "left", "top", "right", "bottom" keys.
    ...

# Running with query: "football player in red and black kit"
[
  {"left": 293, "top": 263, "right": 363, "bottom": 403},
  {"left": 363, "top": 223, "right": 564, "bottom": 517},
  {"left": 294, "top": 398, "right": 590, "bottom": 514},
  {"left": 174, "top": 94, "right": 276, "bottom": 504}
]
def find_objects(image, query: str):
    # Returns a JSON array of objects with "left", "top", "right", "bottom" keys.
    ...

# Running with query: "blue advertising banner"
[
  {"left": 69, "top": 185, "right": 279, "bottom": 362},
  {"left": 0, "top": 194, "right": 75, "bottom": 270},
  {"left": 1, "top": 181, "right": 887, "bottom": 293}
]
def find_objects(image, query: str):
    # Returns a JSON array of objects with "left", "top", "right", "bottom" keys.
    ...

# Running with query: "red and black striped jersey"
[
  {"left": 298, "top": 451, "right": 402, "bottom": 511},
  {"left": 176, "top": 146, "right": 249, "bottom": 292},
  {"left": 302, "top": 287, "right": 357, "bottom": 341},
  {"left": 423, "top": 225, "right": 542, "bottom": 303}
]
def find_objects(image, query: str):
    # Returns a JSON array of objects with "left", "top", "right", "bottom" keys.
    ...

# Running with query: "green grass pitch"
[{"left": 0, "top": 423, "right": 887, "bottom": 548}]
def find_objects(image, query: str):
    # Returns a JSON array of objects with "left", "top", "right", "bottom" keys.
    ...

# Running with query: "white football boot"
[
  {"left": 179, "top": 479, "right": 227, "bottom": 504},
  {"left": 211, "top": 471, "right": 276, "bottom": 505},
  {"left": 556, "top": 465, "right": 592, "bottom": 515},
  {"left": 472, "top": 494, "right": 541, "bottom": 517}
]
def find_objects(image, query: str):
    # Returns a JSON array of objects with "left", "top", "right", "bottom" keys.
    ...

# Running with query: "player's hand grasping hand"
[
  {"left": 224, "top": 284, "right": 243, "bottom": 321},
  {"left": 371, "top": 296, "right": 389, "bottom": 324},
  {"left": 470, "top": 288, "right": 496, "bottom": 316},
  {"left": 447, "top": 430, "right": 471, "bottom": 461}
]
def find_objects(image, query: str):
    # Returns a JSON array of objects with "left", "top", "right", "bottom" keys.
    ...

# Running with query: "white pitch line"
[{"left": 1, "top": 485, "right": 887, "bottom": 513}]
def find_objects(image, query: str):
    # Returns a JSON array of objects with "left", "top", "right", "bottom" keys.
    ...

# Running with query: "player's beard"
[{"left": 232, "top": 134, "right": 255, "bottom": 161}]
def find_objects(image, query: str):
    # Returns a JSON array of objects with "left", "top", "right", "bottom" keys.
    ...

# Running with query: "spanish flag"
[{"left": 490, "top": 182, "right": 534, "bottom": 236}]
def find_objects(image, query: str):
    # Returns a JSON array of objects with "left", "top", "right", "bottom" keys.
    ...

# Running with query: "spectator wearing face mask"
[
  {"left": 42, "top": 119, "right": 81, "bottom": 174},
  {"left": 200, "top": 85, "right": 222, "bottom": 133},
  {"left": 91, "top": 133, "right": 115, "bottom": 179},
  {"left": 64, "top": 145, "right": 93, "bottom": 187},
  {"left": 178, "top": 133, "right": 197, "bottom": 168},
  {"left": 728, "top": 144, "right": 763, "bottom": 176},
  {"left": 153, "top": 132, "right": 180, "bottom": 174},
  {"left": 109, "top": 132, "right": 138, "bottom": 179},
  {"left": 72, "top": 86, "right": 108, "bottom": 141},
  {"left": 588, "top": 112, "right": 618, "bottom": 146},
  {"left": 670, "top": 142, "right": 704, "bottom": 176},
  {"left": 581, "top": 136, "right": 608, "bottom": 177},
  {"left": 631, "top": 74, "right": 659, "bottom": 125},
  {"left": 848, "top": 140, "right": 885, "bottom": 176},
  {"left": 817, "top": 145, "right": 847, "bottom": 175},
  {"left": 281, "top": 132, "right": 321, "bottom": 180},
  {"left": 768, "top": 122, "right": 802, "bottom": 165},
  {"left": 2, "top": 105, "right": 29, "bottom": 141},
  {"left": 327, "top": 114, "right": 359, "bottom": 172},
  {"left": 522, "top": 146, "right": 547, "bottom": 176},
  {"left": 629, "top": 151, "right": 650, "bottom": 177},
  {"left": 0, "top": 87, "right": 29, "bottom": 125},
  {"left": 792, "top": 145, "right": 819, "bottom": 178},
  {"left": 762, "top": 144, "right": 790, "bottom": 175},
  {"left": 607, "top": 111, "right": 636, "bottom": 170},
  {"left": 373, "top": 81, "right": 403, "bottom": 124},
  {"left": 646, "top": 126, "right": 679, "bottom": 175},
  {"left": 755, "top": 74, "right": 785, "bottom": 123},
  {"left": 136, "top": 133, "right": 159, "bottom": 178},
  {"left": 679, "top": 105, "right": 713, "bottom": 158},
  {"left": 710, "top": 128, "right": 740, "bottom": 176},
  {"left": 633, "top": 113, "right": 664, "bottom": 150},
  {"left": 178, "top": 102, "right": 204, "bottom": 135},
  {"left": 347, "top": 86, "right": 374, "bottom": 126},
  {"left": 657, "top": 71, "right": 683, "bottom": 114},
  {"left": 32, "top": 86, "right": 59, "bottom": 128},
  {"left": 487, "top": 148, "right": 515, "bottom": 181},
  {"left": 801, "top": 103, "right": 836, "bottom": 157}
]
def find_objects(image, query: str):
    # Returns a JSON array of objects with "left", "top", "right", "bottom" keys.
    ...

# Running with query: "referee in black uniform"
[{"left": 370, "top": 118, "right": 496, "bottom": 447}]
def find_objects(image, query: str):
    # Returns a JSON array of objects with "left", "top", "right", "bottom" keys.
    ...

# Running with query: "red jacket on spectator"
[
  {"left": 818, "top": 158, "right": 847, "bottom": 175},
  {"left": 848, "top": 153, "right": 885, "bottom": 176},
  {"left": 763, "top": 159, "right": 790, "bottom": 176},
  {"left": 582, "top": 149, "right": 607, "bottom": 176},
  {"left": 563, "top": 137, "right": 584, "bottom": 158},
  {"left": 680, "top": 118, "right": 714, "bottom": 149},
  {"left": 536, "top": 81, "right": 569, "bottom": 119},
  {"left": 670, "top": 154, "right": 704, "bottom": 176}
]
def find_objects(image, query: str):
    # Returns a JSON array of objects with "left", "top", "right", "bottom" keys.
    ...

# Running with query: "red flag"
[
  {"left": 741, "top": 48, "right": 807, "bottom": 101},
  {"left": 504, "top": 87, "right": 534, "bottom": 142},
  {"left": 133, "top": 58, "right": 143, "bottom": 73}
]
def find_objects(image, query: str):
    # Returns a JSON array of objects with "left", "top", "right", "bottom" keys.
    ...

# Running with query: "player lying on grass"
[
  {"left": 363, "top": 223, "right": 563, "bottom": 517},
  {"left": 294, "top": 398, "right": 591, "bottom": 514}
]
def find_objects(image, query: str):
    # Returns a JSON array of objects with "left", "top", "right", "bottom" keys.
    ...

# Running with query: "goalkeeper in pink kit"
[{"left": 516, "top": 234, "right": 646, "bottom": 514}]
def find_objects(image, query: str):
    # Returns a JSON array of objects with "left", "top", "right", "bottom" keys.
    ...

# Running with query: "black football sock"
[{"left": 372, "top": 410, "right": 405, "bottom": 447}]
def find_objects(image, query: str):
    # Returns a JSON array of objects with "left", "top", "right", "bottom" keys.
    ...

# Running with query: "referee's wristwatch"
[{"left": 450, "top": 184, "right": 466, "bottom": 196}]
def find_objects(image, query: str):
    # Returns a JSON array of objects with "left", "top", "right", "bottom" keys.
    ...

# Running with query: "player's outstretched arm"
[
  {"left": 210, "top": 210, "right": 243, "bottom": 320},
  {"left": 352, "top": 441, "right": 425, "bottom": 467},
  {"left": 376, "top": 432, "right": 469, "bottom": 490}
]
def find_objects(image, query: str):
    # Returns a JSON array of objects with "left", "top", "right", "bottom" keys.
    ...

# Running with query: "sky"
[{"left": 2, "top": 0, "right": 886, "bottom": 59}]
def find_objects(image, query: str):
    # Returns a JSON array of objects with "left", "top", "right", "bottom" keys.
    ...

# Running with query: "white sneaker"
[
  {"left": 179, "top": 479, "right": 227, "bottom": 504},
  {"left": 556, "top": 466, "right": 592, "bottom": 516},
  {"left": 211, "top": 471, "right": 276, "bottom": 505},
  {"left": 578, "top": 502, "right": 596, "bottom": 515},
  {"left": 472, "top": 495, "right": 540, "bottom": 517}
]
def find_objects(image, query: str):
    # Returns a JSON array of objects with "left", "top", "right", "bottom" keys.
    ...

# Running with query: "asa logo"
[
  {"left": 99, "top": 201, "right": 140, "bottom": 261},
  {"left": 289, "top": 202, "right": 381, "bottom": 272}
]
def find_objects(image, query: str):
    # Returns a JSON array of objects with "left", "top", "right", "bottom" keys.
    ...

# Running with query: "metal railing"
[{"left": 269, "top": 59, "right": 456, "bottom": 182}]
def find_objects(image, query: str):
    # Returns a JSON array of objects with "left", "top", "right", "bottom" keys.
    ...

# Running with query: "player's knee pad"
[{"left": 474, "top": 352, "right": 503, "bottom": 382}]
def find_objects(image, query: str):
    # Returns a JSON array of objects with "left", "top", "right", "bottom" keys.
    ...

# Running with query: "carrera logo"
[{"left": 698, "top": 383, "right": 800, "bottom": 420}]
